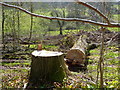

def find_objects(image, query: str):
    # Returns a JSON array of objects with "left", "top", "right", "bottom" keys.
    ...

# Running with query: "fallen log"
[
  {"left": 26, "top": 50, "right": 68, "bottom": 88},
  {"left": 65, "top": 35, "right": 89, "bottom": 71}
]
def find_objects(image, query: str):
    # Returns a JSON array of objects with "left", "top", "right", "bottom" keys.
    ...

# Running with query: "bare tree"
[
  {"left": 17, "top": 2, "right": 21, "bottom": 50},
  {"left": 51, "top": 9, "right": 66, "bottom": 35},
  {"left": 2, "top": 5, "right": 5, "bottom": 51},
  {"left": 0, "top": 1, "right": 120, "bottom": 88},
  {"left": 99, "top": 2, "right": 107, "bottom": 88},
  {"left": 67, "top": 2, "right": 86, "bottom": 29},
  {"left": 12, "top": 7, "right": 17, "bottom": 51},
  {"left": 28, "top": 2, "right": 33, "bottom": 48}
]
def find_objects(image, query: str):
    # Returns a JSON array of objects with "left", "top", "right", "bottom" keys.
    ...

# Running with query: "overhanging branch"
[
  {"left": 76, "top": 0, "right": 111, "bottom": 25},
  {"left": 0, "top": 2, "right": 120, "bottom": 28}
]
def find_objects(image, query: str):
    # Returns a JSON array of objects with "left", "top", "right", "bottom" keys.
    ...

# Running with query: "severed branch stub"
[{"left": 27, "top": 50, "right": 68, "bottom": 88}]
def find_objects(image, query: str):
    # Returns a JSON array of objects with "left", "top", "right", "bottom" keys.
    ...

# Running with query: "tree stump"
[
  {"left": 65, "top": 35, "right": 89, "bottom": 71},
  {"left": 27, "top": 50, "right": 68, "bottom": 88}
]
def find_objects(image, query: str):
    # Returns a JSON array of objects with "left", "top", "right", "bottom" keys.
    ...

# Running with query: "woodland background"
[{"left": 1, "top": 2, "right": 120, "bottom": 88}]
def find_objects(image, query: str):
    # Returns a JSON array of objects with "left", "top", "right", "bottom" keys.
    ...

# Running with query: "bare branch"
[
  {"left": 76, "top": 0, "right": 110, "bottom": 24},
  {"left": 0, "top": 2, "right": 120, "bottom": 28}
]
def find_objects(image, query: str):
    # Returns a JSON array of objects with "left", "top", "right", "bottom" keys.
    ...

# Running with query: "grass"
[
  {"left": 86, "top": 45, "right": 119, "bottom": 88},
  {"left": 2, "top": 4, "right": 119, "bottom": 88},
  {"left": 47, "top": 25, "right": 119, "bottom": 36},
  {"left": 1, "top": 59, "right": 30, "bottom": 88},
  {"left": 107, "top": 27, "right": 120, "bottom": 32},
  {"left": 112, "top": 14, "right": 120, "bottom": 23},
  {"left": 48, "top": 29, "right": 80, "bottom": 36},
  {"left": 2, "top": 69, "right": 29, "bottom": 88},
  {"left": 90, "top": 49, "right": 99, "bottom": 54},
  {"left": 2, "top": 62, "right": 31, "bottom": 67},
  {"left": 1, "top": 44, "right": 119, "bottom": 88}
]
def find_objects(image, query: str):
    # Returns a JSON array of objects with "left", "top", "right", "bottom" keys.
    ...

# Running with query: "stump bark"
[
  {"left": 27, "top": 50, "right": 68, "bottom": 88},
  {"left": 65, "top": 35, "right": 89, "bottom": 70}
]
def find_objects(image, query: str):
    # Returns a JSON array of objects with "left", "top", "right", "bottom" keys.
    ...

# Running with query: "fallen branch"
[{"left": 0, "top": 2, "right": 120, "bottom": 28}]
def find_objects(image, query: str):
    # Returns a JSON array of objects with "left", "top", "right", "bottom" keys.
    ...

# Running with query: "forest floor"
[{"left": 1, "top": 30, "right": 120, "bottom": 88}]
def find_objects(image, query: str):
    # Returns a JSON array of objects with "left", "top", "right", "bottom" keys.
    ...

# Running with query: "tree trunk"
[
  {"left": 2, "top": 5, "right": 5, "bottom": 51},
  {"left": 59, "top": 26, "right": 63, "bottom": 35},
  {"left": 28, "top": 2, "right": 33, "bottom": 48},
  {"left": 27, "top": 50, "right": 68, "bottom": 88},
  {"left": 17, "top": 2, "right": 21, "bottom": 50},
  {"left": 65, "top": 35, "right": 88, "bottom": 71},
  {"left": 99, "top": 2, "right": 106, "bottom": 88},
  {"left": 12, "top": 8, "right": 17, "bottom": 51}
]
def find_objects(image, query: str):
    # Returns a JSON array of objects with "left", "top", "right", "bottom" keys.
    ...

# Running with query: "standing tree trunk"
[
  {"left": 12, "top": 8, "right": 17, "bottom": 52},
  {"left": 2, "top": 5, "right": 5, "bottom": 51},
  {"left": 17, "top": 2, "right": 21, "bottom": 50},
  {"left": 51, "top": 9, "right": 65, "bottom": 35},
  {"left": 99, "top": 2, "right": 106, "bottom": 88},
  {"left": 99, "top": 27, "right": 105, "bottom": 88},
  {"left": 28, "top": 2, "right": 33, "bottom": 48},
  {"left": 59, "top": 26, "right": 63, "bottom": 35},
  {"left": 27, "top": 50, "right": 68, "bottom": 88}
]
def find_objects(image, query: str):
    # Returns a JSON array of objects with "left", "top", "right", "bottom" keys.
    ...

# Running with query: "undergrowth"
[{"left": 1, "top": 45, "right": 119, "bottom": 88}]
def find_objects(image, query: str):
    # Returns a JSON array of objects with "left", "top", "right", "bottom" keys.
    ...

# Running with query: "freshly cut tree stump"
[
  {"left": 27, "top": 50, "right": 68, "bottom": 88},
  {"left": 65, "top": 35, "right": 88, "bottom": 70}
]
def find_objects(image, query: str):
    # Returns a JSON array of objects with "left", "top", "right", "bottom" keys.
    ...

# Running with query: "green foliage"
[
  {"left": 29, "top": 44, "right": 36, "bottom": 49},
  {"left": 2, "top": 62, "right": 31, "bottom": 67},
  {"left": 87, "top": 45, "right": 119, "bottom": 88},
  {"left": 107, "top": 27, "right": 120, "bottom": 32},
  {"left": 90, "top": 49, "right": 99, "bottom": 54},
  {"left": 2, "top": 69, "right": 28, "bottom": 88},
  {"left": 2, "top": 2, "right": 119, "bottom": 88},
  {"left": 1, "top": 44, "right": 119, "bottom": 88},
  {"left": 49, "top": 29, "right": 79, "bottom": 36},
  {"left": 44, "top": 44, "right": 58, "bottom": 49}
]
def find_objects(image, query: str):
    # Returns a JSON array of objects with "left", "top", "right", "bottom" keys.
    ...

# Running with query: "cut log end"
[
  {"left": 65, "top": 35, "right": 88, "bottom": 70},
  {"left": 65, "top": 49, "right": 85, "bottom": 64}
]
